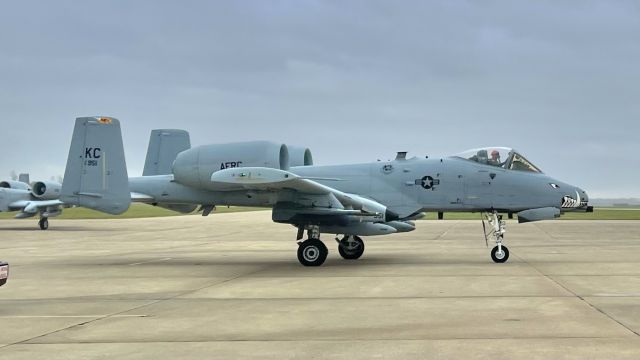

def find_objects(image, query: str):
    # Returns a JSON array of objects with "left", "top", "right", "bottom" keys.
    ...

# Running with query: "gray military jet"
[
  {"left": 0, "top": 173, "right": 64, "bottom": 230},
  {"left": 60, "top": 117, "right": 592, "bottom": 266}
]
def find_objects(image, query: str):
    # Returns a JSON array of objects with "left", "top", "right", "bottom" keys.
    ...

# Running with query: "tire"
[
  {"left": 39, "top": 218, "right": 49, "bottom": 231},
  {"left": 338, "top": 235, "right": 365, "bottom": 260},
  {"left": 491, "top": 245, "right": 509, "bottom": 263},
  {"left": 297, "top": 239, "right": 328, "bottom": 266}
]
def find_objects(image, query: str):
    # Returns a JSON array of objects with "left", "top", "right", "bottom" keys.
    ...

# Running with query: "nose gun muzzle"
[
  {"left": 561, "top": 187, "right": 593, "bottom": 212},
  {"left": 578, "top": 188, "right": 593, "bottom": 212}
]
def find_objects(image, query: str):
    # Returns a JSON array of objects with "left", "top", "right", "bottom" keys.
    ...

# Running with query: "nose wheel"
[{"left": 491, "top": 244, "right": 509, "bottom": 263}]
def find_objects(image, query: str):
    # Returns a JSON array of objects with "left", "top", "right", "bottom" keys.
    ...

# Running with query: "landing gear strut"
[
  {"left": 483, "top": 211, "right": 509, "bottom": 263},
  {"left": 38, "top": 217, "right": 49, "bottom": 231},
  {"left": 296, "top": 226, "right": 328, "bottom": 267},
  {"left": 336, "top": 235, "right": 365, "bottom": 260}
]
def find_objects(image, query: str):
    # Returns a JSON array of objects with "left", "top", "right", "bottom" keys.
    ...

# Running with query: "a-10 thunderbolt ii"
[
  {"left": 0, "top": 173, "right": 65, "bottom": 230},
  {"left": 59, "top": 116, "right": 592, "bottom": 266}
]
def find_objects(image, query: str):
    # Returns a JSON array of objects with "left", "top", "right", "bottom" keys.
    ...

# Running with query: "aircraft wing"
[
  {"left": 9, "top": 199, "right": 63, "bottom": 211},
  {"left": 210, "top": 167, "right": 398, "bottom": 221},
  {"left": 7, "top": 199, "right": 63, "bottom": 218}
]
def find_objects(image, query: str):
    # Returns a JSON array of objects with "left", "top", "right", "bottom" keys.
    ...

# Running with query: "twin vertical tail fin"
[
  {"left": 61, "top": 117, "right": 131, "bottom": 214},
  {"left": 142, "top": 129, "right": 191, "bottom": 176},
  {"left": 18, "top": 173, "right": 30, "bottom": 184}
]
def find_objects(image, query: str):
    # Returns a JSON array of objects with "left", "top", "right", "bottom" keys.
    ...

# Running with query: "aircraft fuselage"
[{"left": 129, "top": 156, "right": 587, "bottom": 219}]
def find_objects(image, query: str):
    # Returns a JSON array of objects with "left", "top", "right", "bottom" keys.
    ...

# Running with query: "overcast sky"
[{"left": 1, "top": 1, "right": 638, "bottom": 197}]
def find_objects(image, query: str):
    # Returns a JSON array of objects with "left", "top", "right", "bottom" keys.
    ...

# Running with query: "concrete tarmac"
[{"left": 0, "top": 212, "right": 639, "bottom": 359}]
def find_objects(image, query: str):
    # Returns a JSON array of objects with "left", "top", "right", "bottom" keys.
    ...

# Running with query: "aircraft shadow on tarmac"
[{"left": 69, "top": 255, "right": 493, "bottom": 268}]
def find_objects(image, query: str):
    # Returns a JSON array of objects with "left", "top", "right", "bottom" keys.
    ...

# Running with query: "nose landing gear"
[{"left": 483, "top": 211, "right": 509, "bottom": 263}]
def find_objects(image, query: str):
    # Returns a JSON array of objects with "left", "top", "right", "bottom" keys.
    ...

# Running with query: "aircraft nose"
[
  {"left": 553, "top": 180, "right": 592, "bottom": 212},
  {"left": 578, "top": 187, "right": 594, "bottom": 212},
  {"left": 578, "top": 188, "right": 589, "bottom": 204},
  {"left": 571, "top": 186, "right": 593, "bottom": 212}
]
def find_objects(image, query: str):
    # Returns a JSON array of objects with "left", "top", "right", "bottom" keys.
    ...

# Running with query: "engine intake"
[{"left": 31, "top": 181, "right": 62, "bottom": 200}]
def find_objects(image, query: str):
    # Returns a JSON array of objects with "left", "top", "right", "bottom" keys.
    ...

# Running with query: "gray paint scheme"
[
  {"left": 143, "top": 129, "right": 191, "bottom": 176},
  {"left": 128, "top": 158, "right": 587, "bottom": 219},
  {"left": 18, "top": 173, "right": 30, "bottom": 184},
  {"left": 61, "top": 117, "right": 130, "bottom": 215},
  {"left": 0, "top": 178, "right": 64, "bottom": 229},
  {"left": 59, "top": 116, "right": 590, "bottom": 265},
  {"left": 287, "top": 146, "right": 314, "bottom": 167}
]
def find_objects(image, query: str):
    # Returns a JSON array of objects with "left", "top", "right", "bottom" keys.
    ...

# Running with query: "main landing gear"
[
  {"left": 297, "top": 239, "right": 328, "bottom": 267},
  {"left": 483, "top": 211, "right": 509, "bottom": 263},
  {"left": 38, "top": 217, "right": 49, "bottom": 230},
  {"left": 337, "top": 235, "right": 365, "bottom": 260},
  {"left": 297, "top": 225, "right": 328, "bottom": 266},
  {"left": 295, "top": 226, "right": 366, "bottom": 266}
]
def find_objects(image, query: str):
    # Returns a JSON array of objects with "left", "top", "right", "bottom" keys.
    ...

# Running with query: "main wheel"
[
  {"left": 491, "top": 245, "right": 509, "bottom": 263},
  {"left": 39, "top": 218, "right": 49, "bottom": 230},
  {"left": 338, "top": 235, "right": 365, "bottom": 260},
  {"left": 297, "top": 239, "right": 328, "bottom": 266}
]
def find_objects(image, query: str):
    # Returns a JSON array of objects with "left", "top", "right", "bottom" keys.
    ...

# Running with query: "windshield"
[{"left": 453, "top": 147, "right": 542, "bottom": 173}]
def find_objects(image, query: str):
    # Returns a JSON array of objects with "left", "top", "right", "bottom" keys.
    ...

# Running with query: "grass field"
[{"left": 1, "top": 205, "right": 639, "bottom": 220}]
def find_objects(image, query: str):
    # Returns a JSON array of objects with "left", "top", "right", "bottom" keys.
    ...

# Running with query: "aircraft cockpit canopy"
[{"left": 454, "top": 147, "right": 542, "bottom": 173}]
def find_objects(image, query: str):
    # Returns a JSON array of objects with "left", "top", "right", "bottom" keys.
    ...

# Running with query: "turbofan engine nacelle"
[
  {"left": 0, "top": 180, "right": 31, "bottom": 191},
  {"left": 31, "top": 181, "right": 62, "bottom": 200},
  {"left": 517, "top": 207, "right": 561, "bottom": 223},
  {"left": 288, "top": 146, "right": 314, "bottom": 167},
  {"left": 173, "top": 141, "right": 290, "bottom": 189}
]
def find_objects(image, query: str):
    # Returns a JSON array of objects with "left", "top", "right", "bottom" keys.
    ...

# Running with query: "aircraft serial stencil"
[{"left": 60, "top": 117, "right": 592, "bottom": 266}]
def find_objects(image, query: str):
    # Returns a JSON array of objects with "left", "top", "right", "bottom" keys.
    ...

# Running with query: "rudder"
[{"left": 61, "top": 116, "right": 131, "bottom": 214}]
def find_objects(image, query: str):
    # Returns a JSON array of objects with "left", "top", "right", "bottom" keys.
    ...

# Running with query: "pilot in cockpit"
[{"left": 488, "top": 150, "right": 501, "bottom": 166}]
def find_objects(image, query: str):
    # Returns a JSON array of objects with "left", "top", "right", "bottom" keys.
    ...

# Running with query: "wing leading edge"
[{"left": 210, "top": 167, "right": 399, "bottom": 222}]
